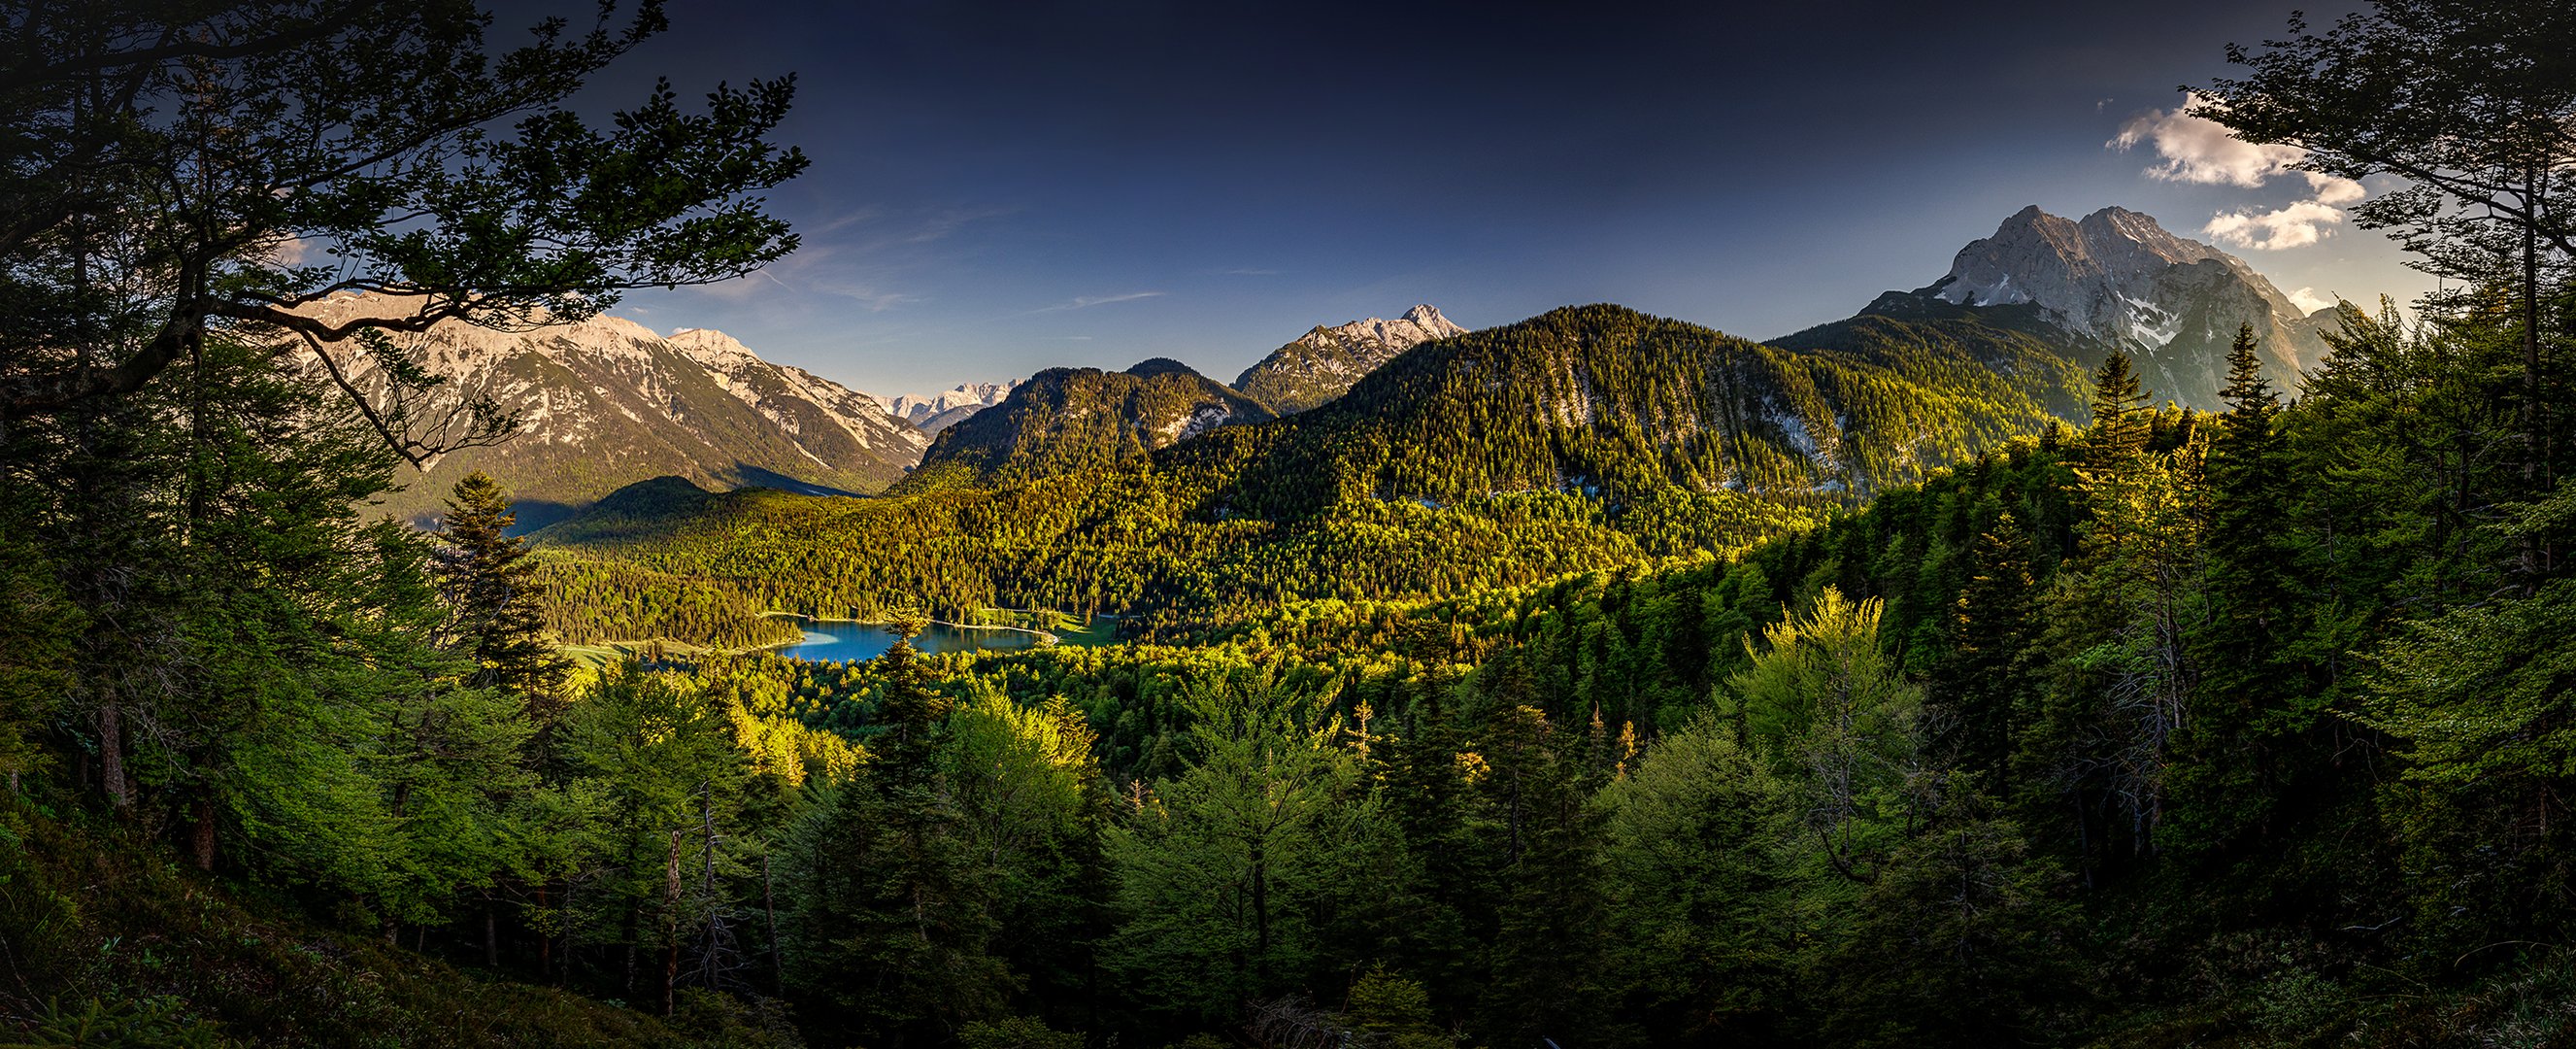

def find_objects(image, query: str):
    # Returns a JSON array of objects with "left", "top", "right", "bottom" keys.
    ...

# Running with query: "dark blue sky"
[{"left": 552, "top": 0, "right": 2424, "bottom": 396}]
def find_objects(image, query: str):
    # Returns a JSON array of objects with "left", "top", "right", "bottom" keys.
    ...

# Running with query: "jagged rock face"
[
  {"left": 1232, "top": 304, "right": 1467, "bottom": 414},
  {"left": 906, "top": 359, "right": 1275, "bottom": 490},
  {"left": 886, "top": 380, "right": 1021, "bottom": 435},
  {"left": 289, "top": 293, "right": 926, "bottom": 527},
  {"left": 1918, "top": 205, "right": 2329, "bottom": 408}
]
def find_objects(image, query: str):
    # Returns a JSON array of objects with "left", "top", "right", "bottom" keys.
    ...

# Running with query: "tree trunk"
[
  {"left": 1250, "top": 842, "right": 1269, "bottom": 984},
  {"left": 98, "top": 701, "right": 129, "bottom": 811},
  {"left": 762, "top": 853, "right": 783, "bottom": 996},
  {"left": 190, "top": 795, "right": 216, "bottom": 870},
  {"left": 485, "top": 905, "right": 499, "bottom": 969},
  {"left": 2523, "top": 177, "right": 2552, "bottom": 583},
  {"left": 537, "top": 883, "right": 553, "bottom": 981},
  {"left": 664, "top": 829, "right": 682, "bottom": 1016}
]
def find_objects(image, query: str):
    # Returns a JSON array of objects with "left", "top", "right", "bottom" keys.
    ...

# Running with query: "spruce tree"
[
  {"left": 2083, "top": 351, "right": 2151, "bottom": 468},
  {"left": 1936, "top": 511, "right": 2041, "bottom": 781},
  {"left": 2172, "top": 324, "right": 2307, "bottom": 855},
  {"left": 781, "top": 616, "right": 1008, "bottom": 1043},
  {"left": 434, "top": 472, "right": 570, "bottom": 721}
]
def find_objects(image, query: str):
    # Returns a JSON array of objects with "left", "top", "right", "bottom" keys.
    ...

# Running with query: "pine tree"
[
  {"left": 434, "top": 472, "right": 571, "bottom": 721},
  {"left": 2171, "top": 324, "right": 2308, "bottom": 855},
  {"left": 780, "top": 617, "right": 1009, "bottom": 1044},
  {"left": 1473, "top": 704, "right": 1614, "bottom": 1046},
  {"left": 2084, "top": 352, "right": 2151, "bottom": 468},
  {"left": 1936, "top": 511, "right": 2040, "bottom": 781}
]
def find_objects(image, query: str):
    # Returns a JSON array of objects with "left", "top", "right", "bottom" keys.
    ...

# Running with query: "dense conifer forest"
[{"left": 3, "top": 1, "right": 2574, "bottom": 1047}]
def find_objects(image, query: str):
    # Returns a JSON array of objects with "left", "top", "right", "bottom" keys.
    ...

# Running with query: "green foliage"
[
  {"left": 957, "top": 1015, "right": 1086, "bottom": 1049},
  {"left": 907, "top": 363, "right": 1277, "bottom": 490},
  {"left": 433, "top": 472, "right": 574, "bottom": 718},
  {"left": 1598, "top": 720, "right": 1795, "bottom": 1032},
  {"left": 0, "top": 0, "right": 806, "bottom": 446},
  {"left": 1102, "top": 670, "right": 1379, "bottom": 1018},
  {"left": 776, "top": 632, "right": 1014, "bottom": 1042},
  {"left": 0, "top": 815, "right": 788, "bottom": 1048},
  {"left": 1727, "top": 589, "right": 1922, "bottom": 882},
  {"left": 10, "top": 4, "right": 2576, "bottom": 1045},
  {"left": 11, "top": 997, "right": 228, "bottom": 1049}
]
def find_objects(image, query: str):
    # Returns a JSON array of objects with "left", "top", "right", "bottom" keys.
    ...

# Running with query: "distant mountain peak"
[
  {"left": 1847, "top": 203, "right": 2333, "bottom": 409},
  {"left": 885, "top": 379, "right": 1023, "bottom": 435},
  {"left": 284, "top": 293, "right": 924, "bottom": 526},
  {"left": 664, "top": 326, "right": 755, "bottom": 364},
  {"left": 1934, "top": 204, "right": 2234, "bottom": 312},
  {"left": 1233, "top": 304, "right": 1469, "bottom": 415}
]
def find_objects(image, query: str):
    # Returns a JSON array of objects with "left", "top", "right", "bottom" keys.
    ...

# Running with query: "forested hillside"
[
  {"left": 5, "top": 0, "right": 2575, "bottom": 1047},
  {"left": 1181, "top": 304, "right": 2088, "bottom": 518},
  {"left": 532, "top": 303, "right": 2082, "bottom": 650},
  {"left": 900, "top": 360, "right": 1277, "bottom": 491}
]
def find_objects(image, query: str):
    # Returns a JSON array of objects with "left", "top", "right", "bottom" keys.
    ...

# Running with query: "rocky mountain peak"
[
  {"left": 1401, "top": 303, "right": 1460, "bottom": 331},
  {"left": 1937, "top": 205, "right": 2232, "bottom": 312},
  {"left": 1235, "top": 304, "right": 1470, "bottom": 414},
  {"left": 1896, "top": 205, "right": 2331, "bottom": 408},
  {"left": 665, "top": 326, "right": 757, "bottom": 367},
  {"left": 885, "top": 379, "right": 1023, "bottom": 435},
  {"left": 1296, "top": 304, "right": 1467, "bottom": 354},
  {"left": 280, "top": 293, "right": 925, "bottom": 526}
]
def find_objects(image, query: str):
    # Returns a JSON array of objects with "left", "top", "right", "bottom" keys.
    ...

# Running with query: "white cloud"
[
  {"left": 2286, "top": 287, "right": 2336, "bottom": 314},
  {"left": 2110, "top": 92, "right": 2368, "bottom": 252},
  {"left": 267, "top": 233, "right": 317, "bottom": 265},
  {"left": 2304, "top": 171, "right": 2365, "bottom": 206},
  {"left": 2109, "top": 94, "right": 2305, "bottom": 188},
  {"left": 2205, "top": 201, "right": 2348, "bottom": 252}
]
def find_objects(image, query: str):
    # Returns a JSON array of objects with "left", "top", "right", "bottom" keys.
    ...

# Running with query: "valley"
[
  {"left": 10, "top": 4, "right": 2572, "bottom": 1045},
  {"left": 525, "top": 205, "right": 2303, "bottom": 655}
]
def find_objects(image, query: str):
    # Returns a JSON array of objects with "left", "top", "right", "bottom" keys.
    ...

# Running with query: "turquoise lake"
[{"left": 773, "top": 619, "right": 1050, "bottom": 662}]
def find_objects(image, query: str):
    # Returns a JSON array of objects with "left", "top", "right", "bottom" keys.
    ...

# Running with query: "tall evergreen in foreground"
[
  {"left": 780, "top": 614, "right": 1011, "bottom": 1045},
  {"left": 436, "top": 472, "right": 571, "bottom": 724}
]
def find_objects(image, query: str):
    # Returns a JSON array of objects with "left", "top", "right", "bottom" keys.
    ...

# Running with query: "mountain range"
[
  {"left": 1167, "top": 302, "right": 2087, "bottom": 518},
  {"left": 366, "top": 202, "right": 2331, "bottom": 526},
  {"left": 293, "top": 293, "right": 928, "bottom": 527},
  {"left": 882, "top": 381, "right": 1021, "bottom": 435}
]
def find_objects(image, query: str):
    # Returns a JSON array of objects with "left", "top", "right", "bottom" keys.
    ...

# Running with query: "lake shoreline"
[{"left": 755, "top": 611, "right": 1063, "bottom": 650}]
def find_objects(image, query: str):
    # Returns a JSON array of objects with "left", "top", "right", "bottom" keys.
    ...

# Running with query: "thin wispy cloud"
[
  {"left": 809, "top": 206, "right": 883, "bottom": 237},
  {"left": 2108, "top": 92, "right": 2368, "bottom": 252},
  {"left": 1035, "top": 291, "right": 1166, "bottom": 313},
  {"left": 1215, "top": 267, "right": 1282, "bottom": 276},
  {"left": 686, "top": 203, "right": 1008, "bottom": 312},
  {"left": 897, "top": 205, "right": 1018, "bottom": 245}
]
